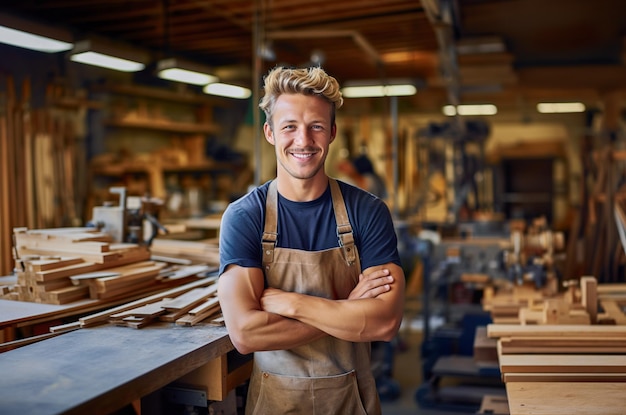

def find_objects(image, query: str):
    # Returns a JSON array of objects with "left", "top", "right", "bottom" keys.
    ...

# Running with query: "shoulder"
[
  {"left": 335, "top": 178, "right": 393, "bottom": 234},
  {"left": 336, "top": 179, "right": 388, "bottom": 213},
  {"left": 220, "top": 182, "right": 272, "bottom": 237},
  {"left": 223, "top": 182, "right": 270, "bottom": 221}
]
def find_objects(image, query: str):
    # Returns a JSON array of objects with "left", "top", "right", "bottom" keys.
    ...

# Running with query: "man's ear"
[
  {"left": 263, "top": 122, "right": 275, "bottom": 145},
  {"left": 330, "top": 124, "right": 337, "bottom": 143}
]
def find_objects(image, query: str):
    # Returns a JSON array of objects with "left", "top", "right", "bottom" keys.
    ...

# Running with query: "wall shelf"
[
  {"left": 87, "top": 82, "right": 247, "bottom": 221},
  {"left": 105, "top": 118, "right": 220, "bottom": 135}
]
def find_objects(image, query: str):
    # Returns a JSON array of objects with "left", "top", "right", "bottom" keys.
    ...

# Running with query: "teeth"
[{"left": 292, "top": 153, "right": 313, "bottom": 159}]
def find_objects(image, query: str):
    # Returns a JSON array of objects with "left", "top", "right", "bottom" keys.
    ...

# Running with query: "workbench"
[{"left": 0, "top": 322, "right": 240, "bottom": 415}]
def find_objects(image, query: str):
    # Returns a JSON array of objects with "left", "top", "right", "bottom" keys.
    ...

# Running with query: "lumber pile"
[
  {"left": 0, "top": 76, "right": 96, "bottom": 276},
  {"left": 76, "top": 276, "right": 223, "bottom": 329},
  {"left": 109, "top": 283, "right": 220, "bottom": 328},
  {"left": 484, "top": 275, "right": 626, "bottom": 326},
  {"left": 483, "top": 276, "right": 626, "bottom": 414},
  {"left": 3, "top": 227, "right": 212, "bottom": 305}
]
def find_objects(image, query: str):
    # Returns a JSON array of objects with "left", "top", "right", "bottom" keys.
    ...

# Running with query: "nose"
[{"left": 293, "top": 127, "right": 313, "bottom": 146}]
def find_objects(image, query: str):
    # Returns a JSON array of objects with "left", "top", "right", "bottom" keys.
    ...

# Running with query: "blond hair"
[{"left": 259, "top": 66, "right": 343, "bottom": 128}]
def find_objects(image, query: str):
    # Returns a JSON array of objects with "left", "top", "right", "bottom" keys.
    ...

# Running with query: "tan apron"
[{"left": 246, "top": 179, "right": 381, "bottom": 415}]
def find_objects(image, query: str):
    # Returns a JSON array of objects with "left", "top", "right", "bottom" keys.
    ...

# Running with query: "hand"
[
  {"left": 348, "top": 268, "right": 394, "bottom": 300},
  {"left": 260, "top": 287, "right": 292, "bottom": 315}
]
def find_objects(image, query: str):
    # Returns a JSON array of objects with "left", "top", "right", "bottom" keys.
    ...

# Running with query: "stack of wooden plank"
[
  {"left": 483, "top": 276, "right": 626, "bottom": 414},
  {"left": 75, "top": 276, "right": 222, "bottom": 330},
  {"left": 4, "top": 227, "right": 212, "bottom": 305},
  {"left": 484, "top": 276, "right": 626, "bottom": 326},
  {"left": 487, "top": 324, "right": 626, "bottom": 415},
  {"left": 108, "top": 283, "right": 220, "bottom": 328}
]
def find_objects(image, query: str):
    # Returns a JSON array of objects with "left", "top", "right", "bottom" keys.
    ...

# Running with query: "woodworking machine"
[
  {"left": 89, "top": 187, "right": 167, "bottom": 246},
  {"left": 502, "top": 218, "right": 565, "bottom": 290}
]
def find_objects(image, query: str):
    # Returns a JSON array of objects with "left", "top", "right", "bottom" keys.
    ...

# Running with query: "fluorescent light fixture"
[
  {"left": 456, "top": 36, "right": 506, "bottom": 55},
  {"left": 342, "top": 84, "right": 417, "bottom": 98},
  {"left": 0, "top": 12, "right": 73, "bottom": 53},
  {"left": 70, "top": 39, "right": 148, "bottom": 72},
  {"left": 536, "top": 102, "right": 586, "bottom": 113},
  {"left": 443, "top": 104, "right": 498, "bottom": 116},
  {"left": 157, "top": 58, "right": 218, "bottom": 86},
  {"left": 0, "top": 26, "right": 72, "bottom": 52},
  {"left": 204, "top": 83, "right": 252, "bottom": 99},
  {"left": 71, "top": 51, "right": 145, "bottom": 72}
]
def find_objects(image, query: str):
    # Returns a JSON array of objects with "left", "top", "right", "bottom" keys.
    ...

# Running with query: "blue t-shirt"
[{"left": 219, "top": 179, "right": 400, "bottom": 275}]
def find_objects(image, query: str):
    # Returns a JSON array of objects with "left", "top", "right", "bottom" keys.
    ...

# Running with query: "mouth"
[{"left": 289, "top": 150, "right": 318, "bottom": 160}]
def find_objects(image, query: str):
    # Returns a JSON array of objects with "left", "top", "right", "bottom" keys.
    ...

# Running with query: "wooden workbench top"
[
  {"left": 0, "top": 323, "right": 232, "bottom": 415},
  {"left": 506, "top": 382, "right": 626, "bottom": 415}
]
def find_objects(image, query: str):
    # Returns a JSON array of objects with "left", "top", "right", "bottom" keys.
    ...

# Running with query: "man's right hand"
[{"left": 348, "top": 268, "right": 394, "bottom": 300}]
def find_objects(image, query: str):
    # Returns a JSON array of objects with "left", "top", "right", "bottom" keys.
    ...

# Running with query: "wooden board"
[
  {"left": 499, "top": 354, "right": 626, "bottom": 374},
  {"left": 600, "top": 300, "right": 626, "bottom": 325},
  {"left": 160, "top": 285, "right": 217, "bottom": 322},
  {"left": 474, "top": 326, "right": 499, "bottom": 362},
  {"left": 506, "top": 382, "right": 626, "bottom": 415},
  {"left": 28, "top": 257, "right": 84, "bottom": 272},
  {"left": 488, "top": 324, "right": 626, "bottom": 339},
  {"left": 478, "top": 394, "right": 510, "bottom": 415},
  {"left": 503, "top": 372, "right": 626, "bottom": 382},
  {"left": 499, "top": 337, "right": 626, "bottom": 354}
]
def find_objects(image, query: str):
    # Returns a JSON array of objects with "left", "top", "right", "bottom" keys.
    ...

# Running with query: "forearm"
[
  {"left": 285, "top": 292, "right": 401, "bottom": 342},
  {"left": 263, "top": 263, "right": 405, "bottom": 342},
  {"left": 218, "top": 265, "right": 326, "bottom": 354},
  {"left": 233, "top": 308, "right": 326, "bottom": 353}
]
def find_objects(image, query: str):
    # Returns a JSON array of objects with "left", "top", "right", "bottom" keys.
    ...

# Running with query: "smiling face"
[{"left": 264, "top": 93, "right": 336, "bottom": 197}]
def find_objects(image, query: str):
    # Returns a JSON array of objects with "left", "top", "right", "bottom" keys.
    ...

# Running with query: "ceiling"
[{"left": 3, "top": 0, "right": 626, "bottom": 113}]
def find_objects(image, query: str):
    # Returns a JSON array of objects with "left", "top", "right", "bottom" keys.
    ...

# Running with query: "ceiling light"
[
  {"left": 69, "top": 38, "right": 148, "bottom": 72},
  {"left": 443, "top": 104, "right": 498, "bottom": 116},
  {"left": 536, "top": 102, "right": 586, "bottom": 113},
  {"left": 342, "top": 83, "right": 417, "bottom": 98},
  {"left": 0, "top": 12, "right": 73, "bottom": 53},
  {"left": 456, "top": 36, "right": 506, "bottom": 55},
  {"left": 203, "top": 83, "right": 252, "bottom": 99},
  {"left": 157, "top": 58, "right": 218, "bottom": 86}
]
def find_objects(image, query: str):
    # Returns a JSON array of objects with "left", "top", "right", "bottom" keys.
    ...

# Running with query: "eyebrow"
[{"left": 278, "top": 119, "right": 327, "bottom": 125}]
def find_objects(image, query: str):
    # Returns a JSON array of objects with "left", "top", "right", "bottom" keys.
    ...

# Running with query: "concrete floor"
[
  {"left": 380, "top": 311, "right": 479, "bottom": 415},
  {"left": 380, "top": 328, "right": 423, "bottom": 415}
]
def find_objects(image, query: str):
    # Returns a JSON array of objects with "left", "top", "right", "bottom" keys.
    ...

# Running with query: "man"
[{"left": 218, "top": 66, "right": 405, "bottom": 415}]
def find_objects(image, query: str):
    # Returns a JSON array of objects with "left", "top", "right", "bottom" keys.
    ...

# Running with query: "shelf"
[
  {"left": 92, "top": 82, "right": 226, "bottom": 106},
  {"left": 106, "top": 118, "right": 220, "bottom": 134},
  {"left": 91, "top": 161, "right": 239, "bottom": 176}
]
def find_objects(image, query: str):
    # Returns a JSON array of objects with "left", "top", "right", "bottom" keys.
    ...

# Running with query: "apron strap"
[
  {"left": 329, "top": 179, "right": 357, "bottom": 265},
  {"left": 262, "top": 180, "right": 279, "bottom": 269},
  {"left": 262, "top": 179, "right": 357, "bottom": 268}
]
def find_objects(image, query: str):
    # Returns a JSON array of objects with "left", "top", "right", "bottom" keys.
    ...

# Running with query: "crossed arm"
[{"left": 217, "top": 263, "right": 405, "bottom": 355}]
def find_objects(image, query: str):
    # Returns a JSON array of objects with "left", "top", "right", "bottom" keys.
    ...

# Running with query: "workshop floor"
[{"left": 380, "top": 302, "right": 468, "bottom": 415}]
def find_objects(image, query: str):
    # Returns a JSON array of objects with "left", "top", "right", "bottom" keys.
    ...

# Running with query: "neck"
[{"left": 276, "top": 173, "right": 329, "bottom": 202}]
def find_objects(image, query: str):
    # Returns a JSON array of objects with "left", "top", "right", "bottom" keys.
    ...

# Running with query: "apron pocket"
[{"left": 250, "top": 370, "right": 368, "bottom": 415}]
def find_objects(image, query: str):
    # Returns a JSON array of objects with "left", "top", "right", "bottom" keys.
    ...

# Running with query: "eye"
[{"left": 311, "top": 124, "right": 324, "bottom": 131}]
